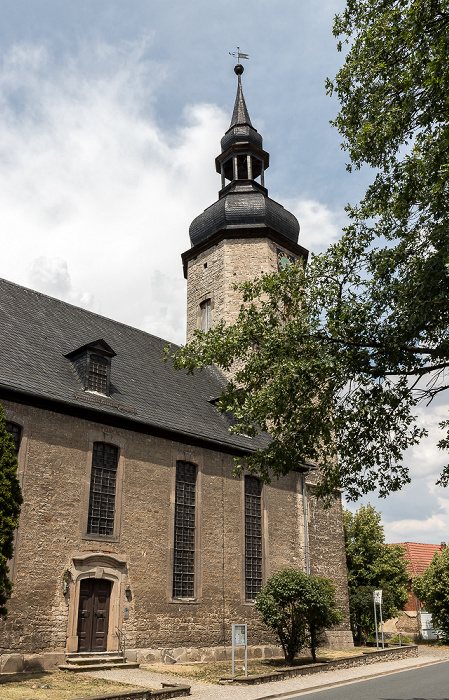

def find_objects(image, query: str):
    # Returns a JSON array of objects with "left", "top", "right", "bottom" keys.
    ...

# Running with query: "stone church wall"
[
  {"left": 307, "top": 483, "right": 353, "bottom": 648},
  {"left": 0, "top": 398, "right": 355, "bottom": 660}
]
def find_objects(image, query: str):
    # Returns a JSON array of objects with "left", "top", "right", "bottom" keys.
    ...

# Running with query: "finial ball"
[{"left": 234, "top": 64, "right": 244, "bottom": 75}]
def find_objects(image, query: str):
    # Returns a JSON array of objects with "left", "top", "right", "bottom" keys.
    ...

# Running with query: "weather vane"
[{"left": 229, "top": 47, "right": 249, "bottom": 63}]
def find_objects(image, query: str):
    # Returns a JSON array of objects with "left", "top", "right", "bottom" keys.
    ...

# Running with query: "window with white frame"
[{"left": 200, "top": 299, "right": 211, "bottom": 332}]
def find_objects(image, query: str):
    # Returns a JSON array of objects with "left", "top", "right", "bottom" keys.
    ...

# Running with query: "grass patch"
[
  {"left": 0, "top": 670, "right": 145, "bottom": 700},
  {"left": 142, "top": 648, "right": 362, "bottom": 685},
  {"left": 417, "top": 640, "right": 449, "bottom": 648}
]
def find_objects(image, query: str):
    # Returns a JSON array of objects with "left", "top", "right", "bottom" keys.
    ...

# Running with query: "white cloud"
[
  {"left": 384, "top": 514, "right": 449, "bottom": 544},
  {"left": 27, "top": 256, "right": 94, "bottom": 308},
  {"left": 280, "top": 196, "right": 346, "bottom": 253},
  {"left": 345, "top": 402, "right": 449, "bottom": 544},
  {"left": 0, "top": 40, "right": 227, "bottom": 344},
  {"left": 2, "top": 37, "right": 448, "bottom": 545},
  {"left": 406, "top": 404, "right": 449, "bottom": 479}
]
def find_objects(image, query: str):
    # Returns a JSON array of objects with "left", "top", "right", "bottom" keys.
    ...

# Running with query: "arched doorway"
[
  {"left": 65, "top": 552, "right": 128, "bottom": 654},
  {"left": 77, "top": 578, "right": 112, "bottom": 652}
]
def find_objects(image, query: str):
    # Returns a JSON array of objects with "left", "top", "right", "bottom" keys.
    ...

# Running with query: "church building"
[{"left": 0, "top": 64, "right": 352, "bottom": 672}]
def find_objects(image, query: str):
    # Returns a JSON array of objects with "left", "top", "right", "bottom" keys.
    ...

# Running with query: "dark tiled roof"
[
  {"left": 0, "top": 277, "right": 266, "bottom": 453},
  {"left": 390, "top": 542, "right": 445, "bottom": 576},
  {"left": 189, "top": 182, "right": 300, "bottom": 248}
]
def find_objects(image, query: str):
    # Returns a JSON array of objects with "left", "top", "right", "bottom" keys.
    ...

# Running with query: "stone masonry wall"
[
  {"left": 307, "top": 483, "right": 353, "bottom": 647},
  {"left": 185, "top": 233, "right": 353, "bottom": 649},
  {"left": 0, "top": 399, "right": 337, "bottom": 656},
  {"left": 186, "top": 236, "right": 298, "bottom": 342}
]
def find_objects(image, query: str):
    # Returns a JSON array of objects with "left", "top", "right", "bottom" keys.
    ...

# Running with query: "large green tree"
[
  {"left": 344, "top": 505, "right": 409, "bottom": 644},
  {"left": 412, "top": 547, "right": 449, "bottom": 641},
  {"left": 324, "top": 0, "right": 449, "bottom": 483},
  {"left": 0, "top": 405, "right": 22, "bottom": 617},
  {"left": 167, "top": 0, "right": 449, "bottom": 500},
  {"left": 255, "top": 569, "right": 343, "bottom": 664}
]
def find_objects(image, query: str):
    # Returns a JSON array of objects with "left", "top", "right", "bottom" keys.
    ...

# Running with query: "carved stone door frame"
[{"left": 65, "top": 552, "right": 128, "bottom": 653}]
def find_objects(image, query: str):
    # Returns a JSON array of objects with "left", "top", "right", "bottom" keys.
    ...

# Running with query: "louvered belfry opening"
[
  {"left": 245, "top": 475, "right": 263, "bottom": 601},
  {"left": 87, "top": 442, "right": 118, "bottom": 536},
  {"left": 173, "top": 461, "right": 197, "bottom": 598},
  {"left": 88, "top": 354, "right": 109, "bottom": 394},
  {"left": 200, "top": 299, "right": 211, "bottom": 331}
]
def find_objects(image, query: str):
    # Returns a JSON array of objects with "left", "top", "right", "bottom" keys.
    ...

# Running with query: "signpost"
[
  {"left": 373, "top": 590, "right": 384, "bottom": 649},
  {"left": 231, "top": 624, "right": 248, "bottom": 677}
]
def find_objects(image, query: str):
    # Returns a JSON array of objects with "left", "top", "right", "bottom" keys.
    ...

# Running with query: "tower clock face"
[{"left": 276, "top": 248, "right": 296, "bottom": 271}]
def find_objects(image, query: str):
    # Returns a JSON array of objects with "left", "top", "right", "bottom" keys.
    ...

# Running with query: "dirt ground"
[
  {"left": 0, "top": 670, "right": 143, "bottom": 700},
  {"left": 141, "top": 648, "right": 363, "bottom": 684}
]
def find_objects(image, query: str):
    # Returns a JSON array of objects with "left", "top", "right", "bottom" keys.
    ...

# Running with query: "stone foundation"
[
  {"left": 0, "top": 652, "right": 65, "bottom": 674},
  {"left": 323, "top": 630, "right": 355, "bottom": 649},
  {"left": 0, "top": 632, "right": 355, "bottom": 674},
  {"left": 134, "top": 644, "right": 283, "bottom": 665}
]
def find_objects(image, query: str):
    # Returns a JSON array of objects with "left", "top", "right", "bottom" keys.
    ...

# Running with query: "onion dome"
[{"left": 189, "top": 64, "right": 299, "bottom": 248}]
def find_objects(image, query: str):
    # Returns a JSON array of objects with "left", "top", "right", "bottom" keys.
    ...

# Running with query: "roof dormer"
[{"left": 65, "top": 339, "right": 116, "bottom": 396}]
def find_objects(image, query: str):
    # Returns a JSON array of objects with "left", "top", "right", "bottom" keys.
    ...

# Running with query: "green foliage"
[
  {"left": 344, "top": 505, "right": 409, "bottom": 643},
  {"left": 167, "top": 0, "right": 449, "bottom": 499},
  {"left": 167, "top": 263, "right": 427, "bottom": 500},
  {"left": 389, "top": 634, "right": 411, "bottom": 644},
  {"left": 412, "top": 548, "right": 449, "bottom": 641},
  {"left": 325, "top": 0, "right": 449, "bottom": 484},
  {"left": 255, "top": 569, "right": 343, "bottom": 664},
  {"left": 0, "top": 405, "right": 22, "bottom": 617}
]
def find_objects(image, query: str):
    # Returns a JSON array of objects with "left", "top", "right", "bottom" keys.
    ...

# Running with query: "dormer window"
[
  {"left": 65, "top": 339, "right": 116, "bottom": 396},
  {"left": 88, "top": 354, "right": 109, "bottom": 393}
]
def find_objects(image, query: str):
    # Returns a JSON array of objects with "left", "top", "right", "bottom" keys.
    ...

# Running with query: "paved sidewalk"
[{"left": 85, "top": 647, "right": 449, "bottom": 699}]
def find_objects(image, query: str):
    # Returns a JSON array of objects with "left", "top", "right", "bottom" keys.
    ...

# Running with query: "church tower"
[{"left": 183, "top": 63, "right": 308, "bottom": 341}]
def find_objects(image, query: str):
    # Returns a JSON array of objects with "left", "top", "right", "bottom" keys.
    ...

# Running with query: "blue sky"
[{"left": 0, "top": 0, "right": 447, "bottom": 545}]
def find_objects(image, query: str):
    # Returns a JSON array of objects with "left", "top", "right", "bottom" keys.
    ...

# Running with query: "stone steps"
[
  {"left": 60, "top": 652, "right": 139, "bottom": 672},
  {"left": 59, "top": 661, "right": 139, "bottom": 672}
]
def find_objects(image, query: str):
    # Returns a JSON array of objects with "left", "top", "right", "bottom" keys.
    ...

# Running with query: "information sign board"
[
  {"left": 233, "top": 624, "right": 246, "bottom": 647},
  {"left": 231, "top": 623, "right": 248, "bottom": 677}
]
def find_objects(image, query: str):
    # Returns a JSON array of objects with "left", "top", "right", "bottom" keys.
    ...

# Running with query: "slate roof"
[
  {"left": 391, "top": 542, "right": 446, "bottom": 576},
  {"left": 189, "top": 66, "right": 300, "bottom": 250},
  {"left": 189, "top": 182, "right": 300, "bottom": 248},
  {"left": 230, "top": 73, "right": 253, "bottom": 128},
  {"left": 220, "top": 73, "right": 263, "bottom": 153},
  {"left": 0, "top": 277, "right": 267, "bottom": 454}
]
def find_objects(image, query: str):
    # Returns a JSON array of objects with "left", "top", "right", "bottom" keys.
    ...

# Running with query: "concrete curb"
[{"left": 219, "top": 644, "right": 418, "bottom": 685}]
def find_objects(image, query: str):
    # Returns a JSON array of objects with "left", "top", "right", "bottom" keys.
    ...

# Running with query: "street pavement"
[
  {"left": 280, "top": 658, "right": 449, "bottom": 699},
  {"left": 85, "top": 646, "right": 449, "bottom": 699}
]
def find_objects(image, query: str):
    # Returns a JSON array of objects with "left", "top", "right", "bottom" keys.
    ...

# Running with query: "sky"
[{"left": 0, "top": 0, "right": 447, "bottom": 545}]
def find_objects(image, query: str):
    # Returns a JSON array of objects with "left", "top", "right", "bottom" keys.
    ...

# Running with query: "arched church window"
[
  {"left": 173, "top": 461, "right": 197, "bottom": 598},
  {"left": 87, "top": 442, "right": 118, "bottom": 536},
  {"left": 245, "top": 475, "right": 263, "bottom": 601},
  {"left": 5, "top": 422, "right": 22, "bottom": 457}
]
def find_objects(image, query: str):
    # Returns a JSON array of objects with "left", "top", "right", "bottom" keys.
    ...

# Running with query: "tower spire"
[
  {"left": 186, "top": 62, "right": 300, "bottom": 251},
  {"left": 184, "top": 60, "right": 305, "bottom": 341},
  {"left": 230, "top": 64, "right": 253, "bottom": 128}
]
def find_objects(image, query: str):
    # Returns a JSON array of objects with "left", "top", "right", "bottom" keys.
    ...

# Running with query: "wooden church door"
[{"left": 77, "top": 579, "right": 112, "bottom": 652}]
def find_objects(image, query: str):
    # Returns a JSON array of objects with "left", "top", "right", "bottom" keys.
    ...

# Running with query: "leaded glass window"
[
  {"left": 173, "top": 461, "right": 197, "bottom": 598},
  {"left": 87, "top": 443, "right": 118, "bottom": 536},
  {"left": 88, "top": 354, "right": 109, "bottom": 394},
  {"left": 5, "top": 422, "right": 22, "bottom": 457},
  {"left": 245, "top": 475, "right": 262, "bottom": 601}
]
